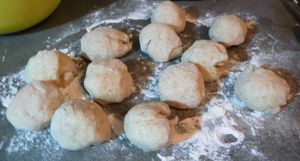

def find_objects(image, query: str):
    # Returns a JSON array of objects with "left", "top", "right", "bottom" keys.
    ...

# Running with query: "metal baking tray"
[{"left": 0, "top": 0, "right": 299, "bottom": 161}]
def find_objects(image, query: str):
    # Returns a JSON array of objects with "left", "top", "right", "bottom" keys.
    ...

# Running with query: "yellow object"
[{"left": 0, "top": 0, "right": 61, "bottom": 34}]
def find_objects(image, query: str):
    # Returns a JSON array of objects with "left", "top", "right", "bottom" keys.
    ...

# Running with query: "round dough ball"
[
  {"left": 158, "top": 62, "right": 205, "bottom": 109},
  {"left": 209, "top": 15, "right": 247, "bottom": 47},
  {"left": 234, "top": 66, "right": 290, "bottom": 113},
  {"left": 6, "top": 81, "right": 64, "bottom": 130},
  {"left": 50, "top": 100, "right": 111, "bottom": 150},
  {"left": 151, "top": 1, "right": 186, "bottom": 33},
  {"left": 25, "top": 50, "right": 77, "bottom": 87},
  {"left": 139, "top": 23, "right": 183, "bottom": 62},
  {"left": 124, "top": 102, "right": 171, "bottom": 151},
  {"left": 181, "top": 40, "right": 228, "bottom": 82},
  {"left": 84, "top": 59, "right": 134, "bottom": 104},
  {"left": 81, "top": 27, "right": 132, "bottom": 61}
]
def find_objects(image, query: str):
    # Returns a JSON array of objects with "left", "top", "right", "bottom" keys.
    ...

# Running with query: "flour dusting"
[
  {"left": 5, "top": 129, "right": 63, "bottom": 160},
  {"left": 141, "top": 63, "right": 166, "bottom": 100},
  {"left": 158, "top": 90, "right": 245, "bottom": 161},
  {"left": 197, "top": 12, "right": 216, "bottom": 27},
  {"left": 85, "top": 0, "right": 153, "bottom": 32},
  {"left": 0, "top": 70, "right": 25, "bottom": 108},
  {"left": 197, "top": 11, "right": 258, "bottom": 27},
  {"left": 252, "top": 148, "right": 267, "bottom": 159},
  {"left": 0, "top": 2, "right": 278, "bottom": 161}
]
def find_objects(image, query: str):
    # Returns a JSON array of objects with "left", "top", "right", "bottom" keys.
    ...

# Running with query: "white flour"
[
  {"left": 251, "top": 148, "right": 267, "bottom": 159},
  {"left": 45, "top": 26, "right": 82, "bottom": 46},
  {"left": 85, "top": 0, "right": 154, "bottom": 32},
  {"left": 197, "top": 11, "right": 258, "bottom": 27},
  {"left": 0, "top": 70, "right": 25, "bottom": 108},
  {"left": 141, "top": 63, "right": 166, "bottom": 100},
  {"left": 85, "top": 7, "right": 151, "bottom": 32},
  {"left": 0, "top": 3, "right": 271, "bottom": 161},
  {"left": 5, "top": 129, "right": 63, "bottom": 160},
  {"left": 197, "top": 12, "right": 216, "bottom": 27},
  {"left": 167, "top": 98, "right": 245, "bottom": 161}
]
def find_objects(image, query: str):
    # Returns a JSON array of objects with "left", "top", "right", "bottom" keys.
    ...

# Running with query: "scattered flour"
[
  {"left": 197, "top": 11, "right": 258, "bottom": 27},
  {"left": 57, "top": 48, "right": 76, "bottom": 57},
  {"left": 251, "top": 148, "right": 267, "bottom": 159},
  {"left": 158, "top": 94, "right": 245, "bottom": 161},
  {"left": 247, "top": 31, "right": 283, "bottom": 69},
  {"left": 5, "top": 129, "right": 63, "bottom": 160},
  {"left": 0, "top": 70, "right": 25, "bottom": 108},
  {"left": 197, "top": 12, "right": 216, "bottom": 27},
  {"left": 85, "top": 17, "right": 128, "bottom": 32},
  {"left": 46, "top": 26, "right": 82, "bottom": 46},
  {"left": 141, "top": 63, "right": 166, "bottom": 100},
  {"left": 237, "top": 12, "right": 258, "bottom": 22},
  {"left": 0, "top": 3, "right": 274, "bottom": 161},
  {"left": 157, "top": 153, "right": 175, "bottom": 161},
  {"left": 85, "top": 0, "right": 153, "bottom": 32}
]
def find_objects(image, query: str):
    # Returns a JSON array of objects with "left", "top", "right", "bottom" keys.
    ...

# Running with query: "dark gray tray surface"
[{"left": 0, "top": 0, "right": 300, "bottom": 161}]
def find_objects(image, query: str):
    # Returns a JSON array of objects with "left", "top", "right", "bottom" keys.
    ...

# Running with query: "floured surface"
[{"left": 1, "top": 0, "right": 300, "bottom": 161}]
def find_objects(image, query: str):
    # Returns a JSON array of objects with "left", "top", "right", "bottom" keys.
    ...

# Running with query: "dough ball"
[
  {"left": 6, "top": 81, "right": 64, "bottom": 130},
  {"left": 81, "top": 27, "right": 132, "bottom": 61},
  {"left": 209, "top": 15, "right": 247, "bottom": 47},
  {"left": 181, "top": 40, "right": 228, "bottom": 82},
  {"left": 139, "top": 23, "right": 183, "bottom": 62},
  {"left": 158, "top": 62, "right": 205, "bottom": 109},
  {"left": 84, "top": 59, "right": 134, "bottom": 104},
  {"left": 50, "top": 100, "right": 111, "bottom": 151},
  {"left": 151, "top": 1, "right": 186, "bottom": 33},
  {"left": 25, "top": 50, "right": 77, "bottom": 87},
  {"left": 124, "top": 102, "right": 171, "bottom": 151},
  {"left": 234, "top": 66, "right": 290, "bottom": 113}
]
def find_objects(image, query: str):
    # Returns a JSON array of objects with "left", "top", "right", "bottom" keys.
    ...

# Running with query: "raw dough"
[
  {"left": 158, "top": 62, "right": 205, "bottom": 109},
  {"left": 181, "top": 40, "right": 228, "bottom": 82},
  {"left": 139, "top": 23, "right": 183, "bottom": 62},
  {"left": 151, "top": 1, "right": 186, "bottom": 33},
  {"left": 209, "top": 15, "right": 247, "bottom": 47},
  {"left": 50, "top": 100, "right": 111, "bottom": 151},
  {"left": 25, "top": 50, "right": 77, "bottom": 87},
  {"left": 6, "top": 81, "right": 64, "bottom": 130},
  {"left": 80, "top": 27, "right": 132, "bottom": 61},
  {"left": 124, "top": 102, "right": 170, "bottom": 151},
  {"left": 61, "top": 76, "right": 86, "bottom": 101},
  {"left": 84, "top": 59, "right": 134, "bottom": 104},
  {"left": 234, "top": 66, "right": 290, "bottom": 113}
]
